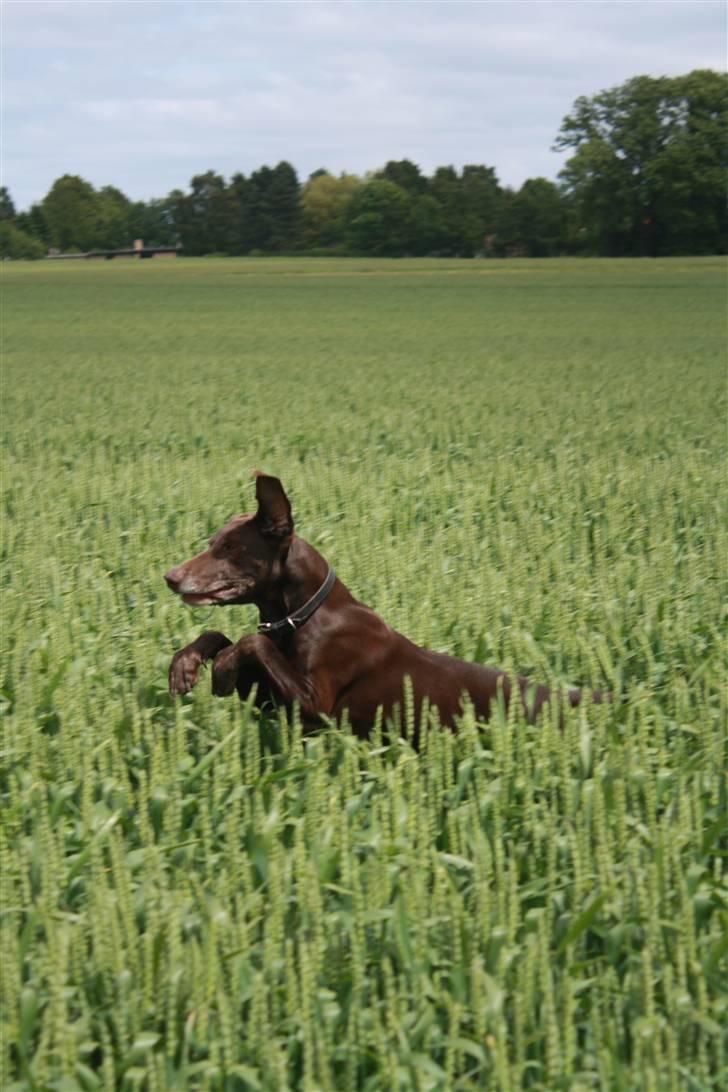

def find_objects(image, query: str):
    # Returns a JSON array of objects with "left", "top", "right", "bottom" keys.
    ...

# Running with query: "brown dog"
[{"left": 165, "top": 473, "right": 606, "bottom": 736}]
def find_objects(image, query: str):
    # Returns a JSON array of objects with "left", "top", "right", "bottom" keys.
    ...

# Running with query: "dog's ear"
[{"left": 253, "top": 471, "right": 294, "bottom": 540}]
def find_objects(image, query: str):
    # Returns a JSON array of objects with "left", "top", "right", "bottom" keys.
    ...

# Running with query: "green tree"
[
  {"left": 301, "top": 171, "right": 360, "bottom": 249},
  {"left": 15, "top": 203, "right": 50, "bottom": 248},
  {"left": 428, "top": 166, "right": 465, "bottom": 254},
  {"left": 260, "top": 161, "right": 302, "bottom": 251},
  {"left": 192, "top": 170, "right": 234, "bottom": 254},
  {"left": 41, "top": 175, "right": 100, "bottom": 252},
  {"left": 247, "top": 165, "right": 275, "bottom": 251},
  {"left": 497, "top": 178, "right": 567, "bottom": 257},
  {"left": 163, "top": 189, "right": 189, "bottom": 249},
  {"left": 128, "top": 197, "right": 179, "bottom": 248},
  {"left": 648, "top": 70, "right": 728, "bottom": 253},
  {"left": 173, "top": 171, "right": 234, "bottom": 255},
  {"left": 0, "top": 186, "right": 16, "bottom": 221},
  {"left": 555, "top": 69, "right": 728, "bottom": 255},
  {"left": 460, "top": 165, "right": 502, "bottom": 254},
  {"left": 345, "top": 179, "right": 412, "bottom": 256},
  {"left": 95, "top": 185, "right": 134, "bottom": 249},
  {"left": 228, "top": 172, "right": 257, "bottom": 254},
  {"left": 377, "top": 159, "right": 428, "bottom": 195},
  {"left": 406, "top": 194, "right": 448, "bottom": 255},
  {"left": 427, "top": 165, "right": 502, "bottom": 255},
  {"left": 0, "top": 221, "right": 45, "bottom": 259}
]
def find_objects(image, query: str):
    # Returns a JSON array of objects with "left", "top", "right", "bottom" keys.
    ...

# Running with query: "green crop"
[{"left": 1, "top": 257, "right": 726, "bottom": 1090}]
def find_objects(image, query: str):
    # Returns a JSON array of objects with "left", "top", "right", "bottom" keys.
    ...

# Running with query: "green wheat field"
[{"left": 2, "top": 257, "right": 726, "bottom": 1091}]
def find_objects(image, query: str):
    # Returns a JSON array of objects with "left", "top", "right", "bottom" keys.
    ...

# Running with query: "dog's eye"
[{"left": 211, "top": 536, "right": 244, "bottom": 558}]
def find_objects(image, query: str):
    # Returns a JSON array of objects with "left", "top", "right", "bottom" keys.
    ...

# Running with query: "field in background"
[{"left": 2, "top": 257, "right": 725, "bottom": 1090}]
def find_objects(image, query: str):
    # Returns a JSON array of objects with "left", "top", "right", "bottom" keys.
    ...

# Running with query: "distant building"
[{"left": 47, "top": 240, "right": 181, "bottom": 260}]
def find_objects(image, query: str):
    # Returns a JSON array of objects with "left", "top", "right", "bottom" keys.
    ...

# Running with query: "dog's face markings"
[{"left": 164, "top": 474, "right": 294, "bottom": 607}]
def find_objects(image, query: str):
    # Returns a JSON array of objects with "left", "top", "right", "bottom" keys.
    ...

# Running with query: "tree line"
[{"left": 2, "top": 70, "right": 725, "bottom": 260}]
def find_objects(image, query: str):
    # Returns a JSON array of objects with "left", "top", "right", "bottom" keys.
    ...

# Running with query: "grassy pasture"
[{"left": 1, "top": 257, "right": 726, "bottom": 1090}]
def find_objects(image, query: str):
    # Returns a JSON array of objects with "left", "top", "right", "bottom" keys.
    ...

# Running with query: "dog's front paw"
[
  {"left": 169, "top": 648, "right": 204, "bottom": 696},
  {"left": 211, "top": 645, "right": 240, "bottom": 697}
]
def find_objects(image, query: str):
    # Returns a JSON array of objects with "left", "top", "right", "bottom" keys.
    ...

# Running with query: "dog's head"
[{"left": 164, "top": 472, "right": 293, "bottom": 606}]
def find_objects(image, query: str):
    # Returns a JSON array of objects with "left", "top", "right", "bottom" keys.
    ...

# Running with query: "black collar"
[{"left": 258, "top": 568, "right": 336, "bottom": 637}]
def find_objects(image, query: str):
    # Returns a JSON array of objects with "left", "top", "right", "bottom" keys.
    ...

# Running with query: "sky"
[{"left": 2, "top": 0, "right": 725, "bottom": 211}]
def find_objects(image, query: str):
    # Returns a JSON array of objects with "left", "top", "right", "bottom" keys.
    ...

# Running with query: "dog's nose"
[{"left": 164, "top": 567, "right": 183, "bottom": 592}]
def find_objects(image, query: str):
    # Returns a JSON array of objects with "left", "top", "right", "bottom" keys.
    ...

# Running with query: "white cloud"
[{"left": 2, "top": 0, "right": 725, "bottom": 208}]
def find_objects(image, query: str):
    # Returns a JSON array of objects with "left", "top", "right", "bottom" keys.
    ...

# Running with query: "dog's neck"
[{"left": 255, "top": 535, "right": 332, "bottom": 624}]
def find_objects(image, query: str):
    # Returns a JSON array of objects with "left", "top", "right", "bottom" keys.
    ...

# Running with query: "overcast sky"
[{"left": 3, "top": 0, "right": 725, "bottom": 210}]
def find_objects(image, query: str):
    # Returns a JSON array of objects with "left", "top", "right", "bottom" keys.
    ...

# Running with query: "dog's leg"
[
  {"left": 233, "top": 663, "right": 276, "bottom": 704},
  {"left": 211, "top": 634, "right": 330, "bottom": 720},
  {"left": 169, "top": 631, "right": 232, "bottom": 696}
]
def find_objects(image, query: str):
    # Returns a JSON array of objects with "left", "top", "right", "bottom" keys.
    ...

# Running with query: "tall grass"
[{"left": 1, "top": 257, "right": 726, "bottom": 1090}]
